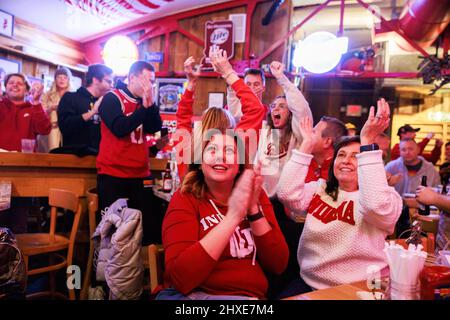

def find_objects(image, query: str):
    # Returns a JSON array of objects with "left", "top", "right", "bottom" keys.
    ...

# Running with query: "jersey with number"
[{"left": 97, "top": 89, "right": 149, "bottom": 178}]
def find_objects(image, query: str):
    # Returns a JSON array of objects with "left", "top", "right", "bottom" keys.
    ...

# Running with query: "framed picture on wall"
[
  {"left": 0, "top": 57, "right": 21, "bottom": 77},
  {"left": 155, "top": 78, "right": 187, "bottom": 114},
  {"left": 0, "top": 10, "right": 14, "bottom": 38},
  {"left": 208, "top": 92, "right": 225, "bottom": 108},
  {"left": 0, "top": 57, "right": 21, "bottom": 93}
]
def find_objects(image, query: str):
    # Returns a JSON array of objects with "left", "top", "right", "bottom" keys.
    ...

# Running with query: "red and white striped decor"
[{"left": 63, "top": 0, "right": 174, "bottom": 21}]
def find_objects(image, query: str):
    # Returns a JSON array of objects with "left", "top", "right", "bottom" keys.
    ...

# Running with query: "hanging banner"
[{"left": 201, "top": 20, "right": 234, "bottom": 70}]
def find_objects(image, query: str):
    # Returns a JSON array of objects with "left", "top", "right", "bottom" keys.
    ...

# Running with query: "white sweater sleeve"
[
  {"left": 357, "top": 150, "right": 402, "bottom": 234},
  {"left": 276, "top": 75, "right": 312, "bottom": 143},
  {"left": 277, "top": 150, "right": 320, "bottom": 220},
  {"left": 226, "top": 86, "right": 242, "bottom": 123}
]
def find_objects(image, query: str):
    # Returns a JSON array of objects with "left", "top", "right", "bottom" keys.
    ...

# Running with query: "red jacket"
[
  {"left": 162, "top": 189, "right": 289, "bottom": 298},
  {"left": 0, "top": 96, "right": 51, "bottom": 152},
  {"left": 175, "top": 79, "right": 266, "bottom": 179},
  {"left": 391, "top": 138, "right": 441, "bottom": 164}
]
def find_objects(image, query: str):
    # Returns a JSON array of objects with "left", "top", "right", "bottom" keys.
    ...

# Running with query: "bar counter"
[{"left": 0, "top": 152, "right": 167, "bottom": 197}]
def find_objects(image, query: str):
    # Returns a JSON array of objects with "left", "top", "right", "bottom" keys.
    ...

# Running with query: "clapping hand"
[
  {"left": 137, "top": 77, "right": 154, "bottom": 108},
  {"left": 228, "top": 170, "right": 256, "bottom": 223},
  {"left": 298, "top": 116, "right": 320, "bottom": 154},
  {"left": 92, "top": 96, "right": 103, "bottom": 115},
  {"left": 29, "top": 81, "right": 44, "bottom": 105},
  {"left": 360, "top": 98, "right": 390, "bottom": 145}
]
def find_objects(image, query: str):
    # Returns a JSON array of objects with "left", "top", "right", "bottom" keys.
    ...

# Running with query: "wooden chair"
[
  {"left": 16, "top": 189, "right": 82, "bottom": 300},
  {"left": 80, "top": 188, "right": 98, "bottom": 300},
  {"left": 80, "top": 190, "right": 154, "bottom": 299},
  {"left": 148, "top": 244, "right": 165, "bottom": 293}
]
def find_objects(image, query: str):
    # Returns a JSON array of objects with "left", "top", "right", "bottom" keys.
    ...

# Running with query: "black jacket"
[{"left": 57, "top": 87, "right": 101, "bottom": 152}]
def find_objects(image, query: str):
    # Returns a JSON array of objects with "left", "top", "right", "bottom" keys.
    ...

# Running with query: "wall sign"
[
  {"left": 145, "top": 52, "right": 164, "bottom": 63},
  {"left": 346, "top": 104, "right": 362, "bottom": 117},
  {"left": 201, "top": 20, "right": 234, "bottom": 70}
]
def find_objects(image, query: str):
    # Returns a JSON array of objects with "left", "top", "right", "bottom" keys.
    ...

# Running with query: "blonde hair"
[
  {"left": 201, "top": 107, "right": 235, "bottom": 133},
  {"left": 41, "top": 75, "right": 72, "bottom": 110}
]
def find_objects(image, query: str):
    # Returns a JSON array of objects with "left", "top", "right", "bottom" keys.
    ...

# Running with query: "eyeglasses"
[{"left": 269, "top": 103, "right": 288, "bottom": 110}]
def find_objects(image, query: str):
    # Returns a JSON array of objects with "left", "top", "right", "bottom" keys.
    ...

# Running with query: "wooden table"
[
  {"left": 0, "top": 152, "right": 168, "bottom": 197},
  {"left": 285, "top": 281, "right": 372, "bottom": 300}
]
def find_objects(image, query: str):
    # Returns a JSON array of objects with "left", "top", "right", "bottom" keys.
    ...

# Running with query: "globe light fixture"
[
  {"left": 293, "top": 31, "right": 349, "bottom": 74},
  {"left": 102, "top": 35, "right": 139, "bottom": 76}
]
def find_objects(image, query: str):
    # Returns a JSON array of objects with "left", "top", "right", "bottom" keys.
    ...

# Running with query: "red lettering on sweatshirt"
[{"left": 307, "top": 194, "right": 355, "bottom": 226}]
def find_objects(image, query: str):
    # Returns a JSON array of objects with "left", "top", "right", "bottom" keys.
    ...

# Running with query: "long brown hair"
[
  {"left": 325, "top": 136, "right": 361, "bottom": 201},
  {"left": 266, "top": 95, "right": 292, "bottom": 149},
  {"left": 182, "top": 130, "right": 246, "bottom": 199}
]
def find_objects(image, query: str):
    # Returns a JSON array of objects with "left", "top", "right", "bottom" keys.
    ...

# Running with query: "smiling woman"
[
  {"left": 158, "top": 130, "right": 289, "bottom": 300},
  {"left": 276, "top": 99, "right": 403, "bottom": 297}
]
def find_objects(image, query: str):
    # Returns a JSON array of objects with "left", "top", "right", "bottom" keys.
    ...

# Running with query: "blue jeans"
[{"left": 156, "top": 287, "right": 257, "bottom": 300}]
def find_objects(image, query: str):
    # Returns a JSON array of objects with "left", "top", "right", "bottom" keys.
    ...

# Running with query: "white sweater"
[
  {"left": 255, "top": 75, "right": 312, "bottom": 197},
  {"left": 277, "top": 150, "right": 402, "bottom": 289}
]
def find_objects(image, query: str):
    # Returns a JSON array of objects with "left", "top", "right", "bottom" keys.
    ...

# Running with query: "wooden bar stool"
[
  {"left": 80, "top": 187, "right": 98, "bottom": 300},
  {"left": 148, "top": 244, "right": 165, "bottom": 294},
  {"left": 16, "top": 189, "right": 82, "bottom": 300}
]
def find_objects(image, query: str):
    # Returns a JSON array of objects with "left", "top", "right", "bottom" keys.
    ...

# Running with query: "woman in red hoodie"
[{"left": 158, "top": 130, "right": 289, "bottom": 300}]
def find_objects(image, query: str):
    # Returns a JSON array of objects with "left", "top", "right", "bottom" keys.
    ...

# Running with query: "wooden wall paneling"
[
  {"left": 183, "top": 16, "right": 206, "bottom": 65},
  {"left": 133, "top": 1, "right": 292, "bottom": 116},
  {"left": 139, "top": 34, "right": 164, "bottom": 72},
  {"left": 1, "top": 17, "right": 85, "bottom": 68},
  {"left": 263, "top": 78, "right": 285, "bottom": 107},
  {"left": 178, "top": 6, "right": 246, "bottom": 62},
  {"left": 0, "top": 50, "right": 84, "bottom": 87},
  {"left": 171, "top": 32, "right": 187, "bottom": 72},
  {"left": 251, "top": 0, "right": 291, "bottom": 65},
  {"left": 192, "top": 77, "right": 227, "bottom": 116}
]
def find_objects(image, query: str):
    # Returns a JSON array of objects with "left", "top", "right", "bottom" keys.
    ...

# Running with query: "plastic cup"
[{"left": 21, "top": 139, "right": 36, "bottom": 153}]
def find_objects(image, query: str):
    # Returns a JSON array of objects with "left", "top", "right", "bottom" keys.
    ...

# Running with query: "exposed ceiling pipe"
[{"left": 395, "top": 0, "right": 450, "bottom": 52}]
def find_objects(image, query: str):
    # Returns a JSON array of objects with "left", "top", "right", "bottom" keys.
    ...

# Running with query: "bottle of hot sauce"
[{"left": 162, "top": 162, "right": 173, "bottom": 193}]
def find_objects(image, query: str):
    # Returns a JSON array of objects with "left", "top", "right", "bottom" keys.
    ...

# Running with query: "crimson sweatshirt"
[
  {"left": 0, "top": 96, "right": 51, "bottom": 152},
  {"left": 162, "top": 189, "right": 289, "bottom": 298}
]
